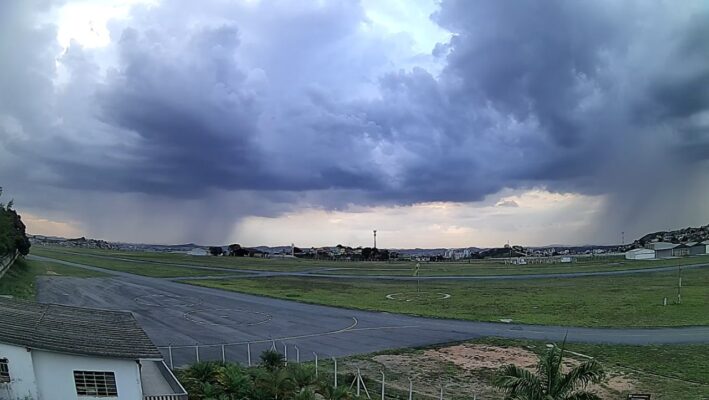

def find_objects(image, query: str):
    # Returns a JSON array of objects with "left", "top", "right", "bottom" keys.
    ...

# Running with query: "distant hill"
[{"left": 634, "top": 224, "right": 709, "bottom": 246}]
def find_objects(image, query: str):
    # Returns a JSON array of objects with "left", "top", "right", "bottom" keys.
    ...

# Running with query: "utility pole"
[{"left": 373, "top": 230, "right": 377, "bottom": 249}]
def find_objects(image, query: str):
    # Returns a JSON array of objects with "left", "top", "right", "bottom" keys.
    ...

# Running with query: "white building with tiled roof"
[{"left": 0, "top": 297, "right": 186, "bottom": 400}]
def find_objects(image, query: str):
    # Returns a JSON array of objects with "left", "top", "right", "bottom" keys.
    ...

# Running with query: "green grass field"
[
  {"left": 339, "top": 337, "right": 709, "bottom": 400},
  {"left": 184, "top": 268, "right": 709, "bottom": 327},
  {"left": 32, "top": 245, "right": 709, "bottom": 277},
  {"left": 32, "top": 246, "right": 320, "bottom": 271},
  {"left": 0, "top": 258, "right": 108, "bottom": 299},
  {"left": 31, "top": 247, "right": 245, "bottom": 277}
]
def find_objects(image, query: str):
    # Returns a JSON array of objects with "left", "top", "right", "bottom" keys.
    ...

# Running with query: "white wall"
[
  {"left": 32, "top": 350, "right": 143, "bottom": 400},
  {"left": 0, "top": 343, "right": 39, "bottom": 400},
  {"left": 625, "top": 250, "right": 655, "bottom": 260}
]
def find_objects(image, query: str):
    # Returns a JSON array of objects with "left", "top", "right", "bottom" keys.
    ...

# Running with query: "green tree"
[
  {"left": 493, "top": 342, "right": 605, "bottom": 400},
  {"left": 254, "top": 368, "right": 295, "bottom": 400},
  {"left": 317, "top": 384, "right": 352, "bottom": 400},
  {"left": 260, "top": 350, "right": 286, "bottom": 371},
  {"left": 0, "top": 187, "right": 31, "bottom": 256},
  {"left": 293, "top": 388, "right": 316, "bottom": 400},
  {"left": 288, "top": 364, "right": 317, "bottom": 390},
  {"left": 218, "top": 363, "right": 253, "bottom": 399}
]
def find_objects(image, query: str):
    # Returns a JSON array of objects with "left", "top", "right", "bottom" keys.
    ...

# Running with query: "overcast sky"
[{"left": 1, "top": 0, "right": 708, "bottom": 248}]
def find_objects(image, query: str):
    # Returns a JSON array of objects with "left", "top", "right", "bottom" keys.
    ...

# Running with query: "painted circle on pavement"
[{"left": 385, "top": 292, "right": 452, "bottom": 301}]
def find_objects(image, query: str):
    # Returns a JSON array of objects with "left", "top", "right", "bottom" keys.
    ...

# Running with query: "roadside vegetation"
[
  {"left": 179, "top": 340, "right": 708, "bottom": 400},
  {"left": 178, "top": 350, "right": 360, "bottom": 400},
  {"left": 184, "top": 268, "right": 708, "bottom": 327},
  {"left": 0, "top": 258, "right": 107, "bottom": 299}
]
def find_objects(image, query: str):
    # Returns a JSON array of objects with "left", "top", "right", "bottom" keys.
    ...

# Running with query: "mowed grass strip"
[
  {"left": 184, "top": 269, "right": 709, "bottom": 327},
  {"left": 0, "top": 258, "right": 108, "bottom": 299},
  {"left": 326, "top": 255, "right": 709, "bottom": 276},
  {"left": 31, "top": 248, "right": 239, "bottom": 277}
]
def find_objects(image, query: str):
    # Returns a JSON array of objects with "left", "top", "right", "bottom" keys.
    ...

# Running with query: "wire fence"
[{"left": 157, "top": 341, "right": 484, "bottom": 400}]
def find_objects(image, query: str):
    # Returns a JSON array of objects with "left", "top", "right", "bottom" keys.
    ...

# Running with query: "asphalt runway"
[{"left": 31, "top": 255, "right": 709, "bottom": 366}]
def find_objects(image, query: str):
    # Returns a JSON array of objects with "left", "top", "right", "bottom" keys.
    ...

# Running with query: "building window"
[
  {"left": 73, "top": 370, "right": 118, "bottom": 397},
  {"left": 0, "top": 358, "right": 9, "bottom": 383}
]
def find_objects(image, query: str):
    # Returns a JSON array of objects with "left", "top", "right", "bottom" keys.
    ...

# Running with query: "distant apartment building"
[{"left": 0, "top": 298, "right": 186, "bottom": 400}]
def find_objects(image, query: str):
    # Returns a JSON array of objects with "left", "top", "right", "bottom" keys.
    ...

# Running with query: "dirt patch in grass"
[
  {"left": 347, "top": 343, "right": 639, "bottom": 400},
  {"left": 424, "top": 344, "right": 538, "bottom": 371}
]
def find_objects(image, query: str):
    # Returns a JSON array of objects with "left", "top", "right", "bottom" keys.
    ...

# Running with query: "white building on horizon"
[
  {"left": 0, "top": 298, "right": 186, "bottom": 400},
  {"left": 625, "top": 248, "right": 656, "bottom": 260}
]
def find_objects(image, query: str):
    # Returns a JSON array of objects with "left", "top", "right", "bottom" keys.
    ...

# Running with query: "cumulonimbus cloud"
[{"left": 1, "top": 0, "right": 708, "bottom": 243}]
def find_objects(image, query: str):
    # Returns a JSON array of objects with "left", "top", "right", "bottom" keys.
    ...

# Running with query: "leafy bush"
[{"left": 177, "top": 351, "right": 360, "bottom": 400}]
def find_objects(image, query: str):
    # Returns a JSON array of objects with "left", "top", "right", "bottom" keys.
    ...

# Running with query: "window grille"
[
  {"left": 73, "top": 370, "right": 118, "bottom": 397},
  {"left": 0, "top": 358, "right": 9, "bottom": 383}
]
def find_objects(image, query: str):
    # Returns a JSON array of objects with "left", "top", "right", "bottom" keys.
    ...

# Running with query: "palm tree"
[
  {"left": 179, "top": 361, "right": 223, "bottom": 397},
  {"left": 317, "top": 383, "right": 352, "bottom": 400},
  {"left": 184, "top": 361, "right": 222, "bottom": 384},
  {"left": 260, "top": 350, "right": 286, "bottom": 371},
  {"left": 294, "top": 387, "right": 317, "bottom": 400},
  {"left": 289, "top": 364, "right": 317, "bottom": 389},
  {"left": 200, "top": 381, "right": 227, "bottom": 400},
  {"left": 493, "top": 343, "right": 605, "bottom": 400},
  {"left": 254, "top": 368, "right": 295, "bottom": 400},
  {"left": 218, "top": 363, "right": 253, "bottom": 399}
]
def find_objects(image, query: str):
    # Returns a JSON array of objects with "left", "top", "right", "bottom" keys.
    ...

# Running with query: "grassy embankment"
[
  {"left": 334, "top": 337, "right": 709, "bottom": 400},
  {"left": 184, "top": 268, "right": 708, "bottom": 327},
  {"left": 0, "top": 258, "right": 107, "bottom": 299}
]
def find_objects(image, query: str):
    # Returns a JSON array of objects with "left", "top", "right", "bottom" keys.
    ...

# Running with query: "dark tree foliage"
[
  {"left": 208, "top": 246, "right": 224, "bottom": 256},
  {"left": 0, "top": 187, "right": 31, "bottom": 256},
  {"left": 228, "top": 243, "right": 250, "bottom": 257},
  {"left": 177, "top": 351, "right": 354, "bottom": 400}
]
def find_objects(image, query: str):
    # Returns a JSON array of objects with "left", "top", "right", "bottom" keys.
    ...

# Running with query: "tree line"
[{"left": 0, "top": 187, "right": 31, "bottom": 257}]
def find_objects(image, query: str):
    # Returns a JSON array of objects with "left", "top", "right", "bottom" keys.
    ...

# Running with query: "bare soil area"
[{"left": 344, "top": 343, "right": 638, "bottom": 400}]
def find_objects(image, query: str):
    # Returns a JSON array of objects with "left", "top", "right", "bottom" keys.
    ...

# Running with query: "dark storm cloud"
[{"left": 2, "top": 0, "right": 709, "bottom": 243}]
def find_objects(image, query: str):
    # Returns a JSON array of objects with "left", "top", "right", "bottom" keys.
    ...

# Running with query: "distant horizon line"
[{"left": 28, "top": 233, "right": 623, "bottom": 250}]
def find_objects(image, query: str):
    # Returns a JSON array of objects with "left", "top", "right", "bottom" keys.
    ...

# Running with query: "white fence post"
[
  {"left": 313, "top": 353, "right": 318, "bottom": 377},
  {"left": 283, "top": 343, "right": 288, "bottom": 365},
  {"left": 380, "top": 371, "right": 385, "bottom": 400},
  {"left": 295, "top": 346, "right": 300, "bottom": 363},
  {"left": 408, "top": 377, "right": 413, "bottom": 400},
  {"left": 332, "top": 357, "right": 338, "bottom": 387},
  {"left": 221, "top": 345, "right": 226, "bottom": 363},
  {"left": 247, "top": 343, "right": 252, "bottom": 367},
  {"left": 168, "top": 346, "right": 174, "bottom": 370},
  {"left": 355, "top": 368, "right": 360, "bottom": 397},
  {"left": 195, "top": 346, "right": 200, "bottom": 363}
]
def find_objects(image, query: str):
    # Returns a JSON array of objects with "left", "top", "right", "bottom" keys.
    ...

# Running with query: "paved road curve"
[{"left": 30, "top": 255, "right": 709, "bottom": 366}]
